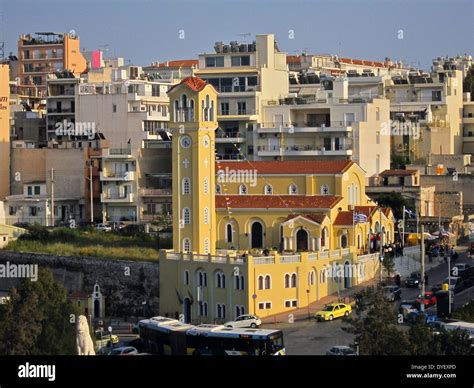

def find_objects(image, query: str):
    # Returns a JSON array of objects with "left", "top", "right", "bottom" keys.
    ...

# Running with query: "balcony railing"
[
  {"left": 139, "top": 188, "right": 172, "bottom": 196},
  {"left": 216, "top": 153, "right": 245, "bottom": 160},
  {"left": 257, "top": 143, "right": 352, "bottom": 152}
]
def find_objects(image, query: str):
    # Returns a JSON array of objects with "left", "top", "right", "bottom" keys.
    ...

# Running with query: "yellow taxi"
[{"left": 315, "top": 303, "right": 352, "bottom": 321}]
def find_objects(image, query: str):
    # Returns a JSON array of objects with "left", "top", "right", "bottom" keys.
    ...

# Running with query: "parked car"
[
  {"left": 460, "top": 266, "right": 474, "bottom": 280},
  {"left": 94, "top": 329, "right": 119, "bottom": 348},
  {"left": 382, "top": 285, "right": 402, "bottom": 302},
  {"left": 95, "top": 223, "right": 112, "bottom": 232},
  {"left": 405, "top": 272, "right": 421, "bottom": 288},
  {"left": 416, "top": 292, "right": 437, "bottom": 307},
  {"left": 398, "top": 300, "right": 420, "bottom": 318},
  {"left": 315, "top": 303, "right": 352, "bottom": 321},
  {"left": 326, "top": 345, "right": 358, "bottom": 356},
  {"left": 108, "top": 346, "right": 138, "bottom": 356},
  {"left": 406, "top": 311, "right": 438, "bottom": 325},
  {"left": 225, "top": 314, "right": 262, "bottom": 328}
]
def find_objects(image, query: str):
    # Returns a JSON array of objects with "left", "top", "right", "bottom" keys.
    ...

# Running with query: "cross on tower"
[{"left": 182, "top": 159, "right": 190, "bottom": 169}]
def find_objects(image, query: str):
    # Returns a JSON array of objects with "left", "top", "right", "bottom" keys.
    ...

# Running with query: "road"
[{"left": 261, "top": 248, "right": 474, "bottom": 355}]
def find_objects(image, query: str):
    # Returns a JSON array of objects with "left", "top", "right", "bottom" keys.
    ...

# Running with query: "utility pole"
[
  {"left": 420, "top": 224, "right": 425, "bottom": 312},
  {"left": 89, "top": 162, "right": 94, "bottom": 223},
  {"left": 402, "top": 204, "right": 405, "bottom": 249},
  {"left": 50, "top": 168, "right": 55, "bottom": 227},
  {"left": 379, "top": 206, "right": 383, "bottom": 283},
  {"left": 448, "top": 252, "right": 452, "bottom": 314},
  {"left": 438, "top": 200, "right": 442, "bottom": 232}
]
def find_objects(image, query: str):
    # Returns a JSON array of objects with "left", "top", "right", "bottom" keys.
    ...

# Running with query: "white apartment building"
[
  {"left": 259, "top": 77, "right": 390, "bottom": 178},
  {"left": 196, "top": 34, "right": 289, "bottom": 160}
]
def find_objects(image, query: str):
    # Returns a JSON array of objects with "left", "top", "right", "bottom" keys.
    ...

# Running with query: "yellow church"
[{"left": 159, "top": 77, "right": 395, "bottom": 324}]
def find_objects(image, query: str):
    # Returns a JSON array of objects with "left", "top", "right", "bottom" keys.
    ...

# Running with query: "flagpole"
[
  {"left": 368, "top": 208, "right": 371, "bottom": 253},
  {"left": 353, "top": 210, "right": 356, "bottom": 248}
]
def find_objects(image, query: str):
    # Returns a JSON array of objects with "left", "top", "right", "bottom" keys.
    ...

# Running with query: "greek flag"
[
  {"left": 353, "top": 212, "right": 368, "bottom": 224},
  {"left": 404, "top": 208, "right": 416, "bottom": 219}
]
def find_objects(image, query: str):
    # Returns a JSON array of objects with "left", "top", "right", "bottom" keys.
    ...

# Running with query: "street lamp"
[{"left": 306, "top": 289, "right": 310, "bottom": 319}]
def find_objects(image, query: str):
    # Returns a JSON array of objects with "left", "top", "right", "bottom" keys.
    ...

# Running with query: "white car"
[
  {"left": 225, "top": 314, "right": 262, "bottom": 328},
  {"left": 96, "top": 223, "right": 112, "bottom": 232}
]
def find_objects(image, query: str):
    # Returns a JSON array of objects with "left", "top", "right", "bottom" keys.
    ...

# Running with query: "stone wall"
[{"left": 0, "top": 251, "right": 160, "bottom": 317}]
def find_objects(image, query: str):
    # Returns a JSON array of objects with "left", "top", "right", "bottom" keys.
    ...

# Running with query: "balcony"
[
  {"left": 257, "top": 144, "right": 353, "bottom": 157},
  {"left": 216, "top": 153, "right": 245, "bottom": 160},
  {"left": 102, "top": 148, "right": 134, "bottom": 159},
  {"left": 100, "top": 170, "right": 135, "bottom": 181},
  {"left": 101, "top": 192, "right": 135, "bottom": 203},
  {"left": 463, "top": 116, "right": 474, "bottom": 124},
  {"left": 257, "top": 121, "right": 352, "bottom": 133},
  {"left": 218, "top": 108, "right": 258, "bottom": 121},
  {"left": 46, "top": 108, "right": 74, "bottom": 115},
  {"left": 215, "top": 131, "right": 246, "bottom": 143},
  {"left": 139, "top": 188, "right": 172, "bottom": 196}
]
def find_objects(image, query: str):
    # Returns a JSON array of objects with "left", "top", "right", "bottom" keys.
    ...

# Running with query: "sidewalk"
[{"left": 261, "top": 278, "right": 378, "bottom": 325}]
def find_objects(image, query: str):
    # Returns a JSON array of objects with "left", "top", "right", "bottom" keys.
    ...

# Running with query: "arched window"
[
  {"left": 258, "top": 275, "right": 264, "bottom": 290},
  {"left": 234, "top": 275, "right": 244, "bottom": 290},
  {"left": 203, "top": 238, "right": 210, "bottom": 254},
  {"left": 184, "top": 270, "right": 189, "bottom": 285},
  {"left": 216, "top": 272, "right": 226, "bottom": 288},
  {"left": 204, "top": 95, "right": 210, "bottom": 121},
  {"left": 189, "top": 99, "right": 194, "bottom": 121},
  {"left": 201, "top": 100, "right": 205, "bottom": 121},
  {"left": 308, "top": 270, "right": 315, "bottom": 286},
  {"left": 264, "top": 184, "right": 273, "bottom": 195},
  {"left": 217, "top": 303, "right": 226, "bottom": 319},
  {"left": 265, "top": 275, "right": 271, "bottom": 290},
  {"left": 291, "top": 273, "right": 297, "bottom": 288},
  {"left": 320, "top": 268, "right": 326, "bottom": 284},
  {"left": 216, "top": 184, "right": 222, "bottom": 194},
  {"left": 321, "top": 184, "right": 329, "bottom": 195},
  {"left": 321, "top": 227, "right": 328, "bottom": 249},
  {"left": 289, "top": 184, "right": 298, "bottom": 195},
  {"left": 183, "top": 238, "right": 191, "bottom": 253},
  {"left": 181, "top": 94, "right": 188, "bottom": 122},
  {"left": 197, "top": 270, "right": 207, "bottom": 287},
  {"left": 210, "top": 100, "right": 215, "bottom": 121},
  {"left": 239, "top": 184, "right": 248, "bottom": 195},
  {"left": 354, "top": 185, "right": 359, "bottom": 205},
  {"left": 226, "top": 223, "right": 233, "bottom": 243},
  {"left": 203, "top": 177, "right": 209, "bottom": 195},
  {"left": 183, "top": 207, "right": 191, "bottom": 224},
  {"left": 204, "top": 207, "right": 209, "bottom": 224},
  {"left": 284, "top": 274, "right": 290, "bottom": 288},
  {"left": 174, "top": 100, "right": 179, "bottom": 122},
  {"left": 182, "top": 177, "right": 191, "bottom": 195}
]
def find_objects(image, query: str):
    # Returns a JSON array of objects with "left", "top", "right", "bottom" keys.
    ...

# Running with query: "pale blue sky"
[{"left": 1, "top": 0, "right": 473, "bottom": 70}]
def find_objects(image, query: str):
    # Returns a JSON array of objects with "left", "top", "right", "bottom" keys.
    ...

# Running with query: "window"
[
  {"left": 184, "top": 270, "right": 190, "bottom": 285},
  {"left": 239, "top": 184, "right": 248, "bottom": 195},
  {"left": 235, "top": 275, "right": 244, "bottom": 290},
  {"left": 204, "top": 207, "right": 209, "bottom": 224},
  {"left": 320, "top": 268, "right": 326, "bottom": 283},
  {"left": 29, "top": 206, "right": 37, "bottom": 216},
  {"left": 285, "top": 300, "right": 298, "bottom": 308},
  {"left": 217, "top": 303, "right": 226, "bottom": 319},
  {"left": 231, "top": 55, "right": 250, "bottom": 67},
  {"left": 197, "top": 270, "right": 208, "bottom": 287},
  {"left": 34, "top": 186, "right": 41, "bottom": 195},
  {"left": 264, "top": 184, "right": 273, "bottom": 195},
  {"left": 199, "top": 302, "right": 208, "bottom": 316},
  {"left": 321, "top": 184, "right": 329, "bottom": 195},
  {"left": 237, "top": 101, "right": 247, "bottom": 115},
  {"left": 291, "top": 273, "right": 297, "bottom": 288},
  {"left": 265, "top": 275, "right": 271, "bottom": 290},
  {"left": 216, "top": 272, "right": 226, "bottom": 288},
  {"left": 226, "top": 224, "right": 233, "bottom": 243},
  {"left": 183, "top": 238, "right": 191, "bottom": 253},
  {"left": 205, "top": 56, "right": 224, "bottom": 68},
  {"left": 258, "top": 275, "right": 264, "bottom": 290},
  {"left": 289, "top": 184, "right": 297, "bottom": 195},
  {"left": 376, "top": 107, "right": 380, "bottom": 121},
  {"left": 203, "top": 238, "right": 210, "bottom": 254},
  {"left": 203, "top": 178, "right": 209, "bottom": 195},
  {"left": 284, "top": 274, "right": 290, "bottom": 288},
  {"left": 27, "top": 186, "right": 32, "bottom": 196},
  {"left": 258, "top": 302, "right": 272, "bottom": 310},
  {"left": 152, "top": 84, "right": 160, "bottom": 97},
  {"left": 113, "top": 104, "right": 117, "bottom": 113},
  {"left": 221, "top": 102, "right": 229, "bottom": 115},
  {"left": 216, "top": 184, "right": 222, "bottom": 194},
  {"left": 308, "top": 270, "right": 315, "bottom": 286},
  {"left": 183, "top": 208, "right": 191, "bottom": 224},
  {"left": 182, "top": 177, "right": 191, "bottom": 195}
]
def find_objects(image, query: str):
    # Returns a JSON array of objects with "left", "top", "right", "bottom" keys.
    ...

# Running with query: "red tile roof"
[
  {"left": 339, "top": 57, "right": 388, "bottom": 68},
  {"left": 216, "top": 160, "right": 354, "bottom": 175},
  {"left": 158, "top": 60, "right": 198, "bottom": 68},
  {"left": 284, "top": 214, "right": 327, "bottom": 224},
  {"left": 69, "top": 291, "right": 90, "bottom": 299},
  {"left": 334, "top": 211, "right": 354, "bottom": 226},
  {"left": 354, "top": 206, "right": 377, "bottom": 217},
  {"left": 216, "top": 195, "right": 342, "bottom": 210},
  {"left": 168, "top": 76, "right": 209, "bottom": 94},
  {"left": 286, "top": 55, "right": 302, "bottom": 64},
  {"left": 380, "top": 169, "right": 417, "bottom": 177}
]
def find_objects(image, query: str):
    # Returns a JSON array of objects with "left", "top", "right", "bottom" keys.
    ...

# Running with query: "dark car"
[
  {"left": 405, "top": 311, "right": 438, "bottom": 325},
  {"left": 460, "top": 266, "right": 474, "bottom": 280},
  {"left": 382, "top": 285, "right": 402, "bottom": 302},
  {"left": 405, "top": 272, "right": 422, "bottom": 288},
  {"left": 469, "top": 243, "right": 474, "bottom": 255},
  {"left": 12, "top": 222, "right": 30, "bottom": 229},
  {"left": 119, "top": 224, "right": 146, "bottom": 236}
]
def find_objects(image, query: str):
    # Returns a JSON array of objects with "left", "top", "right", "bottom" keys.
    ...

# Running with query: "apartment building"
[
  {"left": 143, "top": 60, "right": 198, "bottom": 81},
  {"left": 386, "top": 68, "right": 464, "bottom": 161},
  {"left": 0, "top": 64, "right": 10, "bottom": 201},
  {"left": 17, "top": 32, "right": 87, "bottom": 102},
  {"left": 462, "top": 97, "right": 474, "bottom": 155},
  {"left": 196, "top": 34, "right": 289, "bottom": 160},
  {"left": 259, "top": 77, "right": 391, "bottom": 177}
]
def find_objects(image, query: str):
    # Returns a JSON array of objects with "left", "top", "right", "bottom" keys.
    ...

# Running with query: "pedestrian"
[{"left": 395, "top": 274, "right": 401, "bottom": 287}]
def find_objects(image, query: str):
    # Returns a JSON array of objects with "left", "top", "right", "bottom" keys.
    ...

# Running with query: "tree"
[
  {"left": 407, "top": 319, "right": 442, "bottom": 355},
  {"left": 0, "top": 268, "right": 78, "bottom": 355},
  {"left": 375, "top": 192, "right": 415, "bottom": 222},
  {"left": 347, "top": 291, "right": 411, "bottom": 355}
]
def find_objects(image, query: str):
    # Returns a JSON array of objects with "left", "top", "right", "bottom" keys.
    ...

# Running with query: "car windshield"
[
  {"left": 340, "top": 348, "right": 355, "bottom": 354},
  {"left": 322, "top": 305, "right": 334, "bottom": 311}
]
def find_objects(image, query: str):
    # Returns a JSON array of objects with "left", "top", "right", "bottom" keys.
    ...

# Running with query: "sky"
[{"left": 1, "top": 0, "right": 473, "bottom": 70}]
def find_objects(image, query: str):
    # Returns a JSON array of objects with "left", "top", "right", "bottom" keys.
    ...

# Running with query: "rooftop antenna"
[
  {"left": 237, "top": 33, "right": 251, "bottom": 42},
  {"left": 0, "top": 1, "right": 5, "bottom": 60}
]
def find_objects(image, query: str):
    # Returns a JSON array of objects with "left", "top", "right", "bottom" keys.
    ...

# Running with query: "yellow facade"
[
  {"left": 0, "top": 64, "right": 10, "bottom": 200},
  {"left": 160, "top": 77, "right": 394, "bottom": 324}
]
